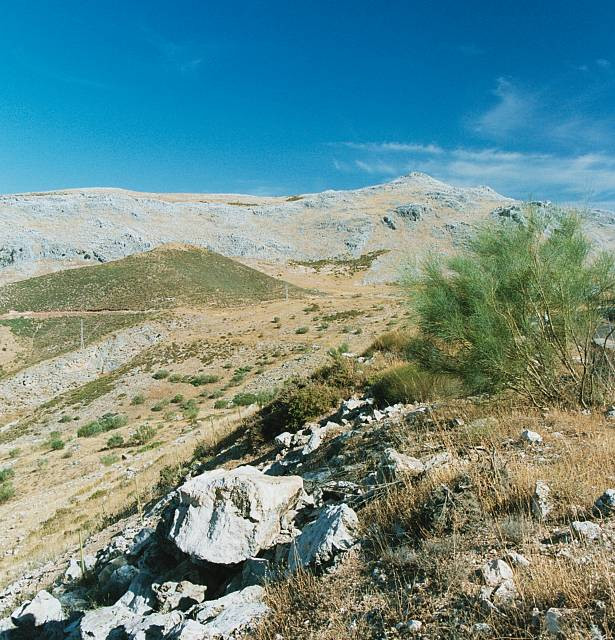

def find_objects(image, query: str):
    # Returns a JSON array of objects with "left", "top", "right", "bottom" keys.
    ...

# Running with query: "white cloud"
[
  {"left": 340, "top": 141, "right": 443, "bottom": 154},
  {"left": 331, "top": 142, "right": 615, "bottom": 207},
  {"left": 473, "top": 78, "right": 536, "bottom": 139},
  {"left": 596, "top": 58, "right": 612, "bottom": 69}
]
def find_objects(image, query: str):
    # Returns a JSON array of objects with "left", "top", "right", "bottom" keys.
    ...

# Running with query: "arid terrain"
[{"left": 0, "top": 175, "right": 614, "bottom": 639}]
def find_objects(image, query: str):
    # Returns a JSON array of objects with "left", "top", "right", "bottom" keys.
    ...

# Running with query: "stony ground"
[{"left": 1, "top": 377, "right": 613, "bottom": 639}]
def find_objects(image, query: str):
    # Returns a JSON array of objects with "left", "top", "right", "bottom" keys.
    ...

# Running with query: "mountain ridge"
[{"left": 1, "top": 173, "right": 613, "bottom": 287}]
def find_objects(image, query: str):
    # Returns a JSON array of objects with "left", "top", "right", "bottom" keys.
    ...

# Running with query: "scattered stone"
[
  {"left": 79, "top": 604, "right": 137, "bottom": 640},
  {"left": 63, "top": 555, "right": 96, "bottom": 583},
  {"left": 422, "top": 451, "right": 451, "bottom": 471},
  {"left": 153, "top": 580, "right": 207, "bottom": 613},
  {"left": 604, "top": 405, "right": 615, "bottom": 420},
  {"left": 274, "top": 432, "right": 294, "bottom": 451},
  {"left": 11, "top": 590, "right": 63, "bottom": 629},
  {"left": 472, "top": 622, "right": 492, "bottom": 636},
  {"left": 521, "top": 429, "right": 543, "bottom": 444},
  {"left": 531, "top": 480, "right": 553, "bottom": 520},
  {"left": 571, "top": 520, "right": 601, "bottom": 541},
  {"left": 594, "top": 489, "right": 615, "bottom": 516},
  {"left": 481, "top": 559, "right": 514, "bottom": 587},
  {"left": 194, "top": 585, "right": 269, "bottom": 637},
  {"left": 545, "top": 607, "right": 577, "bottom": 637},
  {"left": 126, "top": 611, "right": 184, "bottom": 640},
  {"left": 379, "top": 448, "right": 425, "bottom": 481},
  {"left": 166, "top": 466, "right": 303, "bottom": 564},
  {"left": 116, "top": 571, "right": 156, "bottom": 616},
  {"left": 505, "top": 550, "right": 530, "bottom": 568},
  {"left": 288, "top": 504, "right": 359, "bottom": 571}
]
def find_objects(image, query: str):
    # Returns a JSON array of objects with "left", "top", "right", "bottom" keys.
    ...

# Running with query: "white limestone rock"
[
  {"left": 288, "top": 504, "right": 359, "bottom": 571},
  {"left": 194, "top": 585, "right": 269, "bottom": 638},
  {"left": 10, "top": 590, "right": 63, "bottom": 628},
  {"left": 167, "top": 466, "right": 303, "bottom": 564}
]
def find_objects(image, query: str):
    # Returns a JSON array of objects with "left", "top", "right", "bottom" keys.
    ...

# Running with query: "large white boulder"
[
  {"left": 167, "top": 465, "right": 303, "bottom": 564},
  {"left": 10, "top": 590, "right": 63, "bottom": 629},
  {"left": 288, "top": 504, "right": 359, "bottom": 571}
]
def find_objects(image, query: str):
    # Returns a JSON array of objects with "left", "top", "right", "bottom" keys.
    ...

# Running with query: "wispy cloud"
[
  {"left": 472, "top": 78, "right": 536, "bottom": 140},
  {"left": 339, "top": 141, "right": 443, "bottom": 154},
  {"left": 331, "top": 142, "right": 615, "bottom": 207},
  {"left": 471, "top": 74, "right": 615, "bottom": 149}
]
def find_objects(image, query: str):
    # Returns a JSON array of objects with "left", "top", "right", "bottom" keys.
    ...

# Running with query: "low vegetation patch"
[{"left": 77, "top": 413, "right": 127, "bottom": 438}]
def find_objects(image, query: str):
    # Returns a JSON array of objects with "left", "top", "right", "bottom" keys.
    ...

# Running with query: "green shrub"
[
  {"left": 130, "top": 394, "right": 145, "bottom": 406},
  {"left": 181, "top": 399, "right": 199, "bottom": 421},
  {"left": 233, "top": 392, "right": 258, "bottom": 406},
  {"left": 131, "top": 424, "right": 156, "bottom": 446},
  {"left": 260, "top": 380, "right": 339, "bottom": 438},
  {"left": 190, "top": 374, "right": 220, "bottom": 386},
  {"left": 152, "top": 369, "right": 169, "bottom": 380},
  {"left": 77, "top": 413, "right": 127, "bottom": 438},
  {"left": 158, "top": 463, "right": 187, "bottom": 493},
  {"left": 8, "top": 448, "right": 20, "bottom": 459},
  {"left": 295, "top": 326, "right": 309, "bottom": 334},
  {"left": 371, "top": 363, "right": 462, "bottom": 406},
  {"left": 208, "top": 389, "right": 224, "bottom": 399},
  {"left": 107, "top": 434, "right": 125, "bottom": 448},
  {"left": 49, "top": 437, "right": 65, "bottom": 451},
  {"left": 170, "top": 393, "right": 185, "bottom": 404},
  {"left": 0, "top": 467, "right": 15, "bottom": 482},
  {"left": 408, "top": 208, "right": 615, "bottom": 406},
  {"left": 214, "top": 399, "right": 229, "bottom": 409},
  {"left": 59, "top": 414, "right": 72, "bottom": 423},
  {"left": 100, "top": 454, "right": 119, "bottom": 466},
  {"left": 0, "top": 481, "right": 15, "bottom": 503},
  {"left": 151, "top": 400, "right": 169, "bottom": 412}
]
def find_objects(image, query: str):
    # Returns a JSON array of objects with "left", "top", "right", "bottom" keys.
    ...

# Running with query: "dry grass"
[{"left": 255, "top": 399, "right": 615, "bottom": 639}]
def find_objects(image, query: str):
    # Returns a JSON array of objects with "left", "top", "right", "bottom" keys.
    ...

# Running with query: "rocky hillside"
[
  {"left": 0, "top": 385, "right": 613, "bottom": 639},
  {"left": 0, "top": 173, "right": 516, "bottom": 284}
]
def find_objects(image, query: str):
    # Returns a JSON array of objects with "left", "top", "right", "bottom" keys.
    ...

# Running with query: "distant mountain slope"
[
  {"left": 0, "top": 172, "right": 612, "bottom": 285},
  {"left": 0, "top": 245, "right": 303, "bottom": 312},
  {"left": 0, "top": 173, "right": 512, "bottom": 283}
]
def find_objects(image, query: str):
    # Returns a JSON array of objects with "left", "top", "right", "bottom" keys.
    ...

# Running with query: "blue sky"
[{"left": 1, "top": 1, "right": 614, "bottom": 206}]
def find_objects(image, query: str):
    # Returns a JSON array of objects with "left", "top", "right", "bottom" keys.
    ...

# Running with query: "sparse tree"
[{"left": 407, "top": 207, "right": 615, "bottom": 407}]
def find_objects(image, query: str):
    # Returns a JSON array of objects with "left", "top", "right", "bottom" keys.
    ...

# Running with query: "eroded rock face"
[
  {"left": 288, "top": 504, "right": 359, "bottom": 571},
  {"left": 167, "top": 466, "right": 304, "bottom": 564}
]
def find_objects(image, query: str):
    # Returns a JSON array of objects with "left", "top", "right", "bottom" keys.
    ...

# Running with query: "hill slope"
[
  {"left": 0, "top": 173, "right": 515, "bottom": 284},
  {"left": 0, "top": 245, "right": 303, "bottom": 312}
]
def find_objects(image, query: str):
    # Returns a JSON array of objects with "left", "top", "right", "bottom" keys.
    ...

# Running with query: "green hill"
[{"left": 0, "top": 245, "right": 303, "bottom": 312}]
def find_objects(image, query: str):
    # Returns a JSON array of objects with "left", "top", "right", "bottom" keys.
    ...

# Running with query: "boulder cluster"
[
  {"left": 2, "top": 394, "right": 614, "bottom": 639},
  {"left": 0, "top": 396, "right": 409, "bottom": 639}
]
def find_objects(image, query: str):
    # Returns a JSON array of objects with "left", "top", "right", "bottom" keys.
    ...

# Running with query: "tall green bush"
[{"left": 407, "top": 208, "right": 615, "bottom": 406}]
